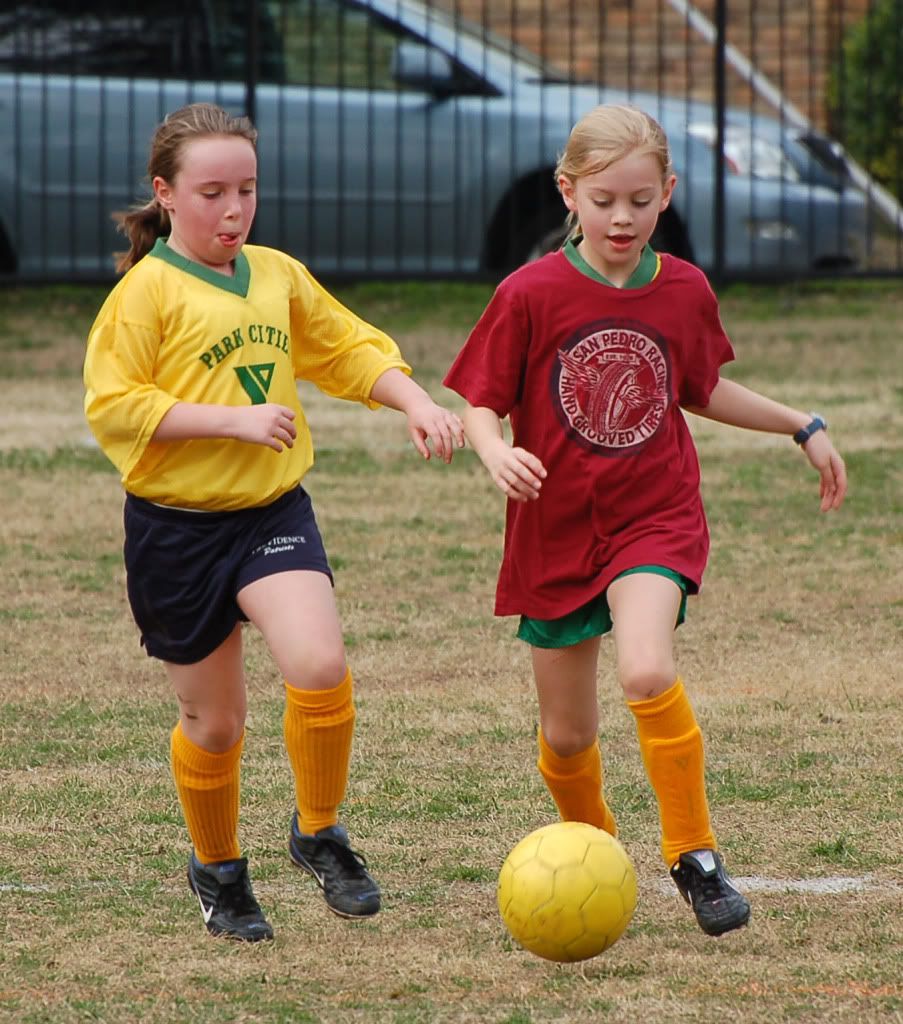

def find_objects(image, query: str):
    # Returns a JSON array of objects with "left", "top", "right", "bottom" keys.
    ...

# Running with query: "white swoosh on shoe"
[{"left": 196, "top": 894, "right": 214, "bottom": 924}]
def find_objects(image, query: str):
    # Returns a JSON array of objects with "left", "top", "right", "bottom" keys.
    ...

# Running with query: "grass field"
[{"left": 1, "top": 277, "right": 901, "bottom": 1024}]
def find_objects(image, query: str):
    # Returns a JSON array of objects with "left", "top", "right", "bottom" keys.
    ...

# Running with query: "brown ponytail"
[{"left": 112, "top": 200, "right": 171, "bottom": 273}]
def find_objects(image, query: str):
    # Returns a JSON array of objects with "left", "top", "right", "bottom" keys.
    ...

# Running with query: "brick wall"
[{"left": 434, "top": 0, "right": 871, "bottom": 131}]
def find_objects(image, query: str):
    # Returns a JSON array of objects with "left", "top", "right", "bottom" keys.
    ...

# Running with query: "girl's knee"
[
  {"left": 181, "top": 707, "right": 245, "bottom": 752},
  {"left": 283, "top": 648, "right": 347, "bottom": 691},
  {"left": 618, "top": 662, "right": 676, "bottom": 702},
  {"left": 541, "top": 721, "right": 598, "bottom": 758}
]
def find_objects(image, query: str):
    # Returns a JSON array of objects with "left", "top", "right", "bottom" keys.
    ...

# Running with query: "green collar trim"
[
  {"left": 149, "top": 238, "right": 251, "bottom": 296},
  {"left": 564, "top": 237, "right": 659, "bottom": 289}
]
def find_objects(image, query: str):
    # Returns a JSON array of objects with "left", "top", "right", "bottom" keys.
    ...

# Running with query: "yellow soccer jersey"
[{"left": 84, "top": 240, "right": 410, "bottom": 510}]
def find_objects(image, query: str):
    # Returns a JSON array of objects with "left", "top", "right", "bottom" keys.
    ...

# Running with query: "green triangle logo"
[{"left": 235, "top": 363, "right": 276, "bottom": 405}]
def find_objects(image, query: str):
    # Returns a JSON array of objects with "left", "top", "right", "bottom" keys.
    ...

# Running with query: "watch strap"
[{"left": 793, "top": 414, "right": 827, "bottom": 446}]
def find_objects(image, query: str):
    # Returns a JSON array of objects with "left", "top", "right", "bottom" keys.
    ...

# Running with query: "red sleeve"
[
  {"left": 443, "top": 280, "right": 530, "bottom": 417},
  {"left": 678, "top": 274, "right": 735, "bottom": 408}
]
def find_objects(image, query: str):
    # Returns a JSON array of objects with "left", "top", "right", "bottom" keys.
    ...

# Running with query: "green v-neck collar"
[
  {"left": 564, "top": 238, "right": 659, "bottom": 289},
  {"left": 149, "top": 238, "right": 251, "bottom": 297}
]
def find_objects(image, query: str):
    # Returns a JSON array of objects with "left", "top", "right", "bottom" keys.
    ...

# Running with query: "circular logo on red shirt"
[{"left": 553, "top": 319, "right": 671, "bottom": 453}]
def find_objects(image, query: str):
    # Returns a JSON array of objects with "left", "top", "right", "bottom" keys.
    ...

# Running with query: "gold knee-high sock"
[
  {"left": 628, "top": 678, "right": 716, "bottom": 867},
  {"left": 537, "top": 729, "right": 618, "bottom": 836},
  {"left": 170, "top": 722, "right": 242, "bottom": 865},
  {"left": 284, "top": 668, "right": 355, "bottom": 835}
]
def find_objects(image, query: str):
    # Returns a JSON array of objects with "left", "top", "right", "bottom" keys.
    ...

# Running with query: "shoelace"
[
  {"left": 319, "top": 838, "right": 371, "bottom": 879},
  {"left": 219, "top": 871, "right": 264, "bottom": 916},
  {"left": 691, "top": 870, "right": 735, "bottom": 904}
]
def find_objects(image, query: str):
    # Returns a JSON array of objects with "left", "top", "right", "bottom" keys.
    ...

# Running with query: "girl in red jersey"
[
  {"left": 444, "top": 104, "right": 846, "bottom": 937},
  {"left": 85, "top": 103, "right": 464, "bottom": 942}
]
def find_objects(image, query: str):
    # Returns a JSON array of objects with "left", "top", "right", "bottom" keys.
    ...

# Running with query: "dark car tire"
[
  {"left": 0, "top": 220, "right": 17, "bottom": 275},
  {"left": 650, "top": 207, "right": 694, "bottom": 263},
  {"left": 518, "top": 208, "right": 571, "bottom": 265},
  {"left": 489, "top": 191, "right": 565, "bottom": 276}
]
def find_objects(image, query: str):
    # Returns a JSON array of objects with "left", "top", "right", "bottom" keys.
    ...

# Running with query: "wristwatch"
[{"left": 793, "top": 414, "right": 827, "bottom": 446}]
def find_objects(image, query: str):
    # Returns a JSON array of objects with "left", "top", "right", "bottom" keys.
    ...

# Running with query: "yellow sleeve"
[
  {"left": 288, "top": 263, "right": 411, "bottom": 408},
  {"left": 83, "top": 273, "right": 179, "bottom": 481}
]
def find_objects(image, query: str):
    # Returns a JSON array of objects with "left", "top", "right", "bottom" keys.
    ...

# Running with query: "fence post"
[
  {"left": 245, "top": 0, "right": 259, "bottom": 126},
  {"left": 713, "top": 0, "right": 727, "bottom": 286}
]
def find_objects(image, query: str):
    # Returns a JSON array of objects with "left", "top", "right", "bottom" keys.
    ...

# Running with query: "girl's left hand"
[
  {"left": 406, "top": 400, "right": 466, "bottom": 463},
  {"left": 802, "top": 432, "right": 848, "bottom": 511}
]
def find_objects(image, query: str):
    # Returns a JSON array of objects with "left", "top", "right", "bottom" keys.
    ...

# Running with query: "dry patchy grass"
[{"left": 0, "top": 280, "right": 901, "bottom": 1024}]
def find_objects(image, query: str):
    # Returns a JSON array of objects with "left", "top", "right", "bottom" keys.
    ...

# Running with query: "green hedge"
[{"left": 829, "top": 0, "right": 903, "bottom": 200}]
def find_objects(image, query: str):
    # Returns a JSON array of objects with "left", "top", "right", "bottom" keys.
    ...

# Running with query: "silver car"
[{"left": 0, "top": 0, "right": 867, "bottom": 280}]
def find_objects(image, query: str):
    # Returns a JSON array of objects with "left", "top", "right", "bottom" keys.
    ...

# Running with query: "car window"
[
  {"left": 1, "top": 0, "right": 428, "bottom": 91},
  {"left": 262, "top": 0, "right": 410, "bottom": 89},
  {"left": 207, "top": 0, "right": 285, "bottom": 82},
  {"left": 0, "top": 1, "right": 217, "bottom": 78}
]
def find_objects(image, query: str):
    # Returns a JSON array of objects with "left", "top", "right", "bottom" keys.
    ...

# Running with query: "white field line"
[
  {"left": 3, "top": 875, "right": 901, "bottom": 897},
  {"left": 656, "top": 874, "right": 901, "bottom": 896}
]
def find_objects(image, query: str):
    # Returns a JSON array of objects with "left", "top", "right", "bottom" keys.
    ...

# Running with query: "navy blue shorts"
[{"left": 123, "top": 486, "right": 333, "bottom": 665}]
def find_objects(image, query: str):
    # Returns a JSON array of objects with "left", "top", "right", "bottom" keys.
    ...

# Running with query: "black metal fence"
[{"left": 1, "top": 0, "right": 901, "bottom": 283}]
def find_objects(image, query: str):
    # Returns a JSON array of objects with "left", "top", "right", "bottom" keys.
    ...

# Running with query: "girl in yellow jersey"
[{"left": 84, "top": 102, "right": 464, "bottom": 941}]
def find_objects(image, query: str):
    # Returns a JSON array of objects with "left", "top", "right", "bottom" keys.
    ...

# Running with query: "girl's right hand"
[
  {"left": 232, "top": 404, "right": 297, "bottom": 452},
  {"left": 483, "top": 440, "right": 547, "bottom": 502},
  {"left": 800, "top": 430, "right": 847, "bottom": 511}
]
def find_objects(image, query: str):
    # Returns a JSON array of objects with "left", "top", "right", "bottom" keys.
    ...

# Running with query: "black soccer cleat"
[
  {"left": 670, "top": 849, "right": 751, "bottom": 937},
  {"left": 187, "top": 853, "right": 274, "bottom": 942},
  {"left": 289, "top": 814, "right": 381, "bottom": 919}
]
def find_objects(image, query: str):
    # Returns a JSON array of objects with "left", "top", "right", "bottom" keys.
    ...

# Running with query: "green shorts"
[{"left": 516, "top": 565, "right": 689, "bottom": 649}]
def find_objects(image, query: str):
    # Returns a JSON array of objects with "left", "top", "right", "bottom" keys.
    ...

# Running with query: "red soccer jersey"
[{"left": 443, "top": 250, "right": 735, "bottom": 619}]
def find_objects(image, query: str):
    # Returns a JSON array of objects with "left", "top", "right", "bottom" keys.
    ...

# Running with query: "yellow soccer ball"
[{"left": 497, "top": 821, "right": 637, "bottom": 962}]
